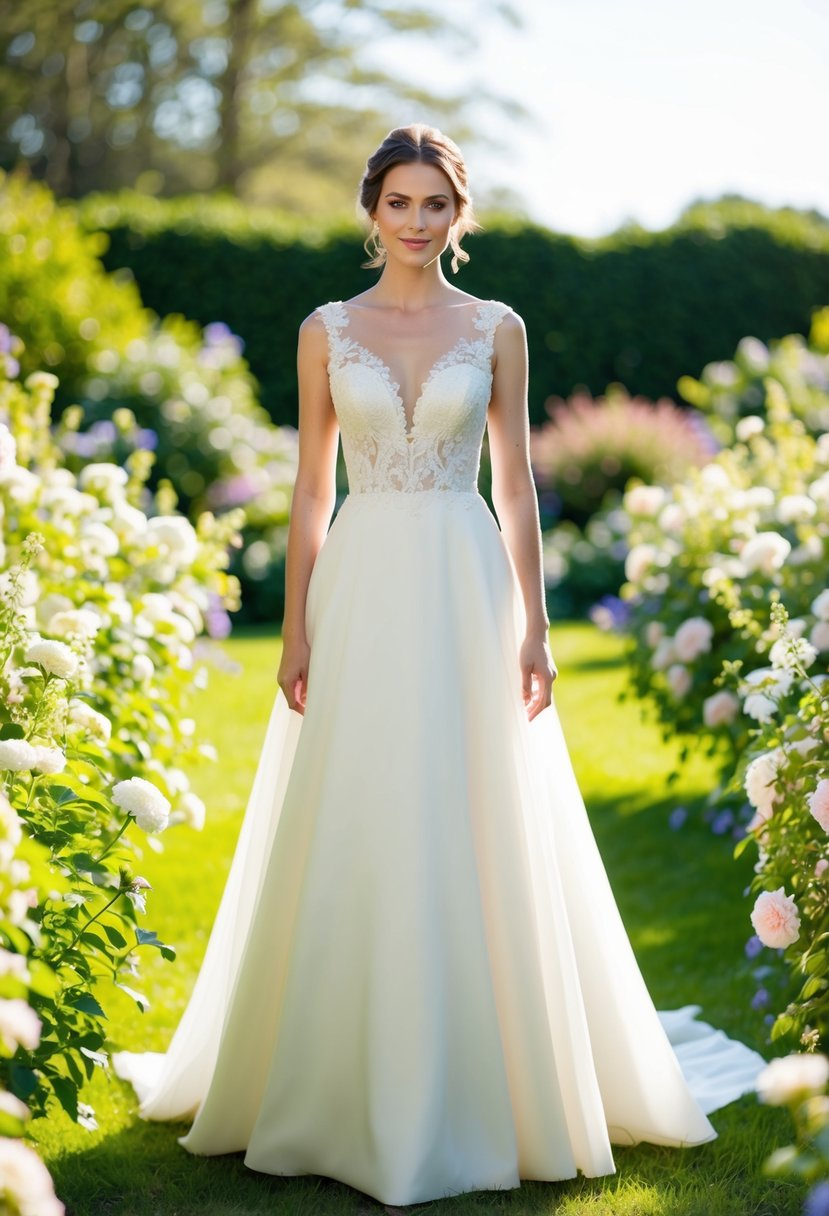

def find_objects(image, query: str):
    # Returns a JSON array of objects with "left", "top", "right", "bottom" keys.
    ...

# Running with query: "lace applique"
[{"left": 318, "top": 299, "right": 512, "bottom": 496}]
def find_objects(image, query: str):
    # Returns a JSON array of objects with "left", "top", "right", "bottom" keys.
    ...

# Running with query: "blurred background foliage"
[{"left": 0, "top": 0, "right": 526, "bottom": 208}]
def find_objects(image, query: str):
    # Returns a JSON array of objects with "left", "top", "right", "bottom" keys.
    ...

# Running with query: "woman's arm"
[
  {"left": 487, "top": 310, "right": 557, "bottom": 720},
  {"left": 277, "top": 310, "right": 340, "bottom": 714}
]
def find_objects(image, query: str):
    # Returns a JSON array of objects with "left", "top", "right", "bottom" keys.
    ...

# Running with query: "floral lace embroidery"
[{"left": 318, "top": 299, "right": 512, "bottom": 496}]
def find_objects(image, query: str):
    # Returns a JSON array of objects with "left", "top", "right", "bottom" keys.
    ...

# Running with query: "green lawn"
[{"left": 32, "top": 623, "right": 803, "bottom": 1216}]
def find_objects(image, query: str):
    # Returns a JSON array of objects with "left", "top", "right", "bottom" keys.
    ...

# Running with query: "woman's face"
[{"left": 372, "top": 161, "right": 458, "bottom": 271}]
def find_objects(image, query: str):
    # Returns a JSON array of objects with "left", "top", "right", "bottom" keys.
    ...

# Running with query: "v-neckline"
[{"left": 338, "top": 300, "right": 487, "bottom": 440}]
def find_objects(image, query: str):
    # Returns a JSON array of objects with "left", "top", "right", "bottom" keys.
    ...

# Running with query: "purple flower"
[
  {"left": 711, "top": 809, "right": 735, "bottom": 836},
  {"left": 0, "top": 323, "right": 11, "bottom": 353},
  {"left": 805, "top": 1182, "right": 829, "bottom": 1216},
  {"left": 589, "top": 595, "right": 631, "bottom": 632},
  {"left": 4, "top": 356, "right": 20, "bottom": 378},
  {"left": 207, "top": 473, "right": 262, "bottom": 509},
  {"left": 751, "top": 987, "right": 769, "bottom": 1010},
  {"left": 203, "top": 321, "right": 232, "bottom": 345},
  {"left": 668, "top": 806, "right": 688, "bottom": 831},
  {"left": 134, "top": 428, "right": 158, "bottom": 451},
  {"left": 89, "top": 419, "right": 117, "bottom": 442},
  {"left": 745, "top": 935, "right": 764, "bottom": 959},
  {"left": 205, "top": 592, "right": 232, "bottom": 640}
]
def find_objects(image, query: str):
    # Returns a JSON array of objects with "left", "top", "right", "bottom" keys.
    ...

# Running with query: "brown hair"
[{"left": 357, "top": 123, "right": 482, "bottom": 274}]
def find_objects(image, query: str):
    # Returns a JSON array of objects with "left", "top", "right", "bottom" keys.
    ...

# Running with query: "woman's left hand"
[{"left": 519, "top": 633, "right": 558, "bottom": 721}]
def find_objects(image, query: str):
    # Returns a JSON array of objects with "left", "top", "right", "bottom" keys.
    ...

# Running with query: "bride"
[{"left": 114, "top": 122, "right": 764, "bottom": 1208}]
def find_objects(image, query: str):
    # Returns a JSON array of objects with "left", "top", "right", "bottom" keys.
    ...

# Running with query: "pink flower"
[
  {"left": 703, "top": 690, "right": 740, "bottom": 727},
  {"left": 751, "top": 888, "right": 800, "bottom": 949},
  {"left": 815, "top": 859, "right": 829, "bottom": 878},
  {"left": 674, "top": 616, "right": 714, "bottom": 662},
  {"left": 809, "top": 780, "right": 829, "bottom": 833}
]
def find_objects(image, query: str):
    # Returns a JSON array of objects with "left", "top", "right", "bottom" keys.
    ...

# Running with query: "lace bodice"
[{"left": 317, "top": 298, "right": 513, "bottom": 495}]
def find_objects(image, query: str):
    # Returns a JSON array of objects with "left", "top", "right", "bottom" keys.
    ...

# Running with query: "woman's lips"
[{"left": 401, "top": 239, "right": 429, "bottom": 248}]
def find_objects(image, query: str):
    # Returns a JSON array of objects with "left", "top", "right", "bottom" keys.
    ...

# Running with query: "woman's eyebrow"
[{"left": 383, "top": 191, "right": 451, "bottom": 200}]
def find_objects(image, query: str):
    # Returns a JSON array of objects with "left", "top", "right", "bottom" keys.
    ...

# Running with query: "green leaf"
[
  {"left": 101, "top": 924, "right": 128, "bottom": 949},
  {"left": 7, "top": 1064, "right": 38, "bottom": 1100},
  {"left": 49, "top": 1074, "right": 79, "bottom": 1122},
  {"left": 64, "top": 992, "right": 106, "bottom": 1019},
  {"left": 0, "top": 1109, "right": 27, "bottom": 1136},
  {"left": 0, "top": 723, "right": 26, "bottom": 740}
]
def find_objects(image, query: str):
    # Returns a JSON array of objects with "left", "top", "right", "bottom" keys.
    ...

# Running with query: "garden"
[{"left": 1, "top": 160, "right": 829, "bottom": 1216}]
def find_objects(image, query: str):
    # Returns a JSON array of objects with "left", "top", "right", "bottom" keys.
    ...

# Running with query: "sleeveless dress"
[{"left": 113, "top": 297, "right": 765, "bottom": 1207}]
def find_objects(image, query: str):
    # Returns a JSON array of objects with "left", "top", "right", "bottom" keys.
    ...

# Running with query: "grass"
[{"left": 31, "top": 622, "right": 804, "bottom": 1216}]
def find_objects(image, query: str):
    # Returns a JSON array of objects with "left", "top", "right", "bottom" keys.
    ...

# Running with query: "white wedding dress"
[{"left": 113, "top": 298, "right": 764, "bottom": 1206}]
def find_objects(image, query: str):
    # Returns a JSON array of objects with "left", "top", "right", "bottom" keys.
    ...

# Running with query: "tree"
[{"left": 0, "top": 0, "right": 527, "bottom": 210}]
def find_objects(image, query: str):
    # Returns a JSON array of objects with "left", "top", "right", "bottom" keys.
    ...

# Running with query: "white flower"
[
  {"left": 112, "top": 777, "right": 170, "bottom": 833},
  {"left": 810, "top": 621, "right": 829, "bottom": 653},
  {"left": 0, "top": 421, "right": 17, "bottom": 473},
  {"left": 80, "top": 520, "right": 120, "bottom": 557},
  {"left": 0, "top": 997, "right": 42, "bottom": 1052},
  {"left": 625, "top": 543, "right": 657, "bottom": 584},
  {"left": 0, "top": 1137, "right": 65, "bottom": 1216},
  {"left": 146, "top": 516, "right": 199, "bottom": 566},
  {"left": 810, "top": 472, "right": 829, "bottom": 505},
  {"left": 809, "top": 780, "right": 829, "bottom": 833},
  {"left": 46, "top": 608, "right": 101, "bottom": 640},
  {"left": 0, "top": 947, "right": 30, "bottom": 981},
  {"left": 180, "top": 791, "right": 206, "bottom": 830},
  {"left": 735, "top": 414, "right": 765, "bottom": 440},
  {"left": 812, "top": 590, "right": 829, "bottom": 622},
  {"left": 769, "top": 634, "right": 818, "bottom": 671},
  {"left": 757, "top": 1053, "right": 829, "bottom": 1106},
  {"left": 0, "top": 739, "right": 39, "bottom": 773},
  {"left": 703, "top": 690, "right": 740, "bottom": 727},
  {"left": 658, "top": 503, "right": 686, "bottom": 533},
  {"left": 78, "top": 462, "right": 129, "bottom": 496},
  {"left": 750, "top": 887, "right": 800, "bottom": 949},
  {"left": 33, "top": 746, "right": 66, "bottom": 775},
  {"left": 0, "top": 1089, "right": 30, "bottom": 1121},
  {"left": 24, "top": 639, "right": 78, "bottom": 680},
  {"left": 740, "top": 532, "right": 792, "bottom": 576},
  {"left": 777, "top": 494, "right": 817, "bottom": 524},
  {"left": 68, "top": 700, "right": 112, "bottom": 743},
  {"left": 673, "top": 616, "right": 714, "bottom": 662},
  {"left": 132, "top": 653, "right": 154, "bottom": 682},
  {"left": 625, "top": 485, "right": 667, "bottom": 517},
  {"left": 0, "top": 465, "right": 39, "bottom": 502},
  {"left": 745, "top": 749, "right": 785, "bottom": 820},
  {"left": 700, "top": 464, "right": 731, "bottom": 491}
]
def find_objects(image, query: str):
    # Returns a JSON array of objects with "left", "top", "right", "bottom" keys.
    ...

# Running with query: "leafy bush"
[
  {"left": 541, "top": 510, "right": 629, "bottom": 620},
  {"left": 619, "top": 390, "right": 829, "bottom": 770},
  {"left": 679, "top": 306, "right": 829, "bottom": 443},
  {"left": 0, "top": 169, "right": 298, "bottom": 623},
  {"left": 530, "top": 386, "right": 716, "bottom": 526},
  {"left": 728, "top": 601, "right": 829, "bottom": 1049},
  {"left": 0, "top": 346, "right": 243, "bottom": 1142}
]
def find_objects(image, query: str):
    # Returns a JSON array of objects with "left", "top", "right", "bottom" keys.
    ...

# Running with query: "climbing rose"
[{"left": 751, "top": 888, "right": 800, "bottom": 949}]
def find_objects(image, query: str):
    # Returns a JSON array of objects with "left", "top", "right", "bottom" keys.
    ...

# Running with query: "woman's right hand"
[{"left": 277, "top": 636, "right": 311, "bottom": 715}]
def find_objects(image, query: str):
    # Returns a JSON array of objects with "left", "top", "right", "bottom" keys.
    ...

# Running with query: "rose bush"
[
  {"left": 0, "top": 344, "right": 242, "bottom": 1172},
  {"left": 619, "top": 385, "right": 829, "bottom": 773}
]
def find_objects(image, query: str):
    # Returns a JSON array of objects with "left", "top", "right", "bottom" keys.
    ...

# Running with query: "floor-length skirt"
[{"left": 113, "top": 489, "right": 764, "bottom": 1206}]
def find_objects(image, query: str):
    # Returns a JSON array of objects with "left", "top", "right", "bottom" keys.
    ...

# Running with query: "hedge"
[{"left": 75, "top": 192, "right": 829, "bottom": 427}]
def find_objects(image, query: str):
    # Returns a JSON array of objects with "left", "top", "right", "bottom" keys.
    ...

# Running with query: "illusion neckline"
[{"left": 332, "top": 298, "right": 494, "bottom": 440}]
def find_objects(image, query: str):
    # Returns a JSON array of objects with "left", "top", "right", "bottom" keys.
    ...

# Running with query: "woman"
[{"left": 114, "top": 123, "right": 764, "bottom": 1208}]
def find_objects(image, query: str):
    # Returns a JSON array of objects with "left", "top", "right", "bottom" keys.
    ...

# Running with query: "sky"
[{"left": 365, "top": 0, "right": 829, "bottom": 238}]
